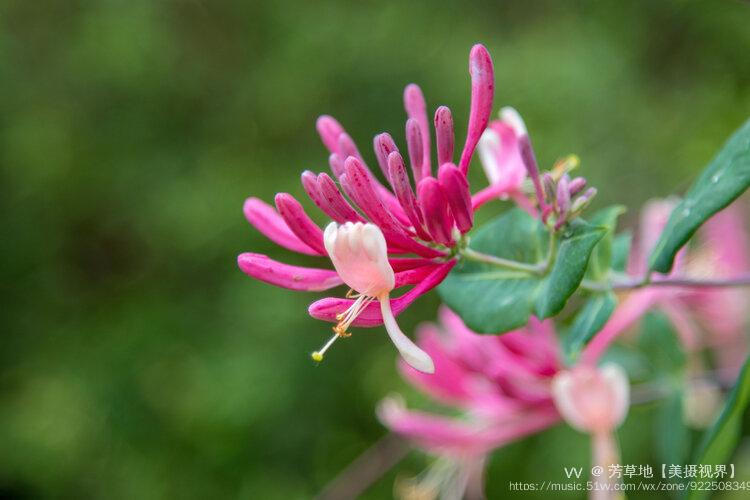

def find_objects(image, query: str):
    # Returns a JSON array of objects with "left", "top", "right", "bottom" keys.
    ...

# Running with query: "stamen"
[
  {"left": 311, "top": 294, "right": 376, "bottom": 362},
  {"left": 311, "top": 332, "right": 341, "bottom": 362}
]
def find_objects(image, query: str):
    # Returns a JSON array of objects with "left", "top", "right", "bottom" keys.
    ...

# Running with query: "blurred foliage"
[{"left": 1, "top": 0, "right": 750, "bottom": 498}]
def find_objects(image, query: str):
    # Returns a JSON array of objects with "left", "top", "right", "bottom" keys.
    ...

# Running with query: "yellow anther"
[{"left": 311, "top": 351, "right": 324, "bottom": 362}]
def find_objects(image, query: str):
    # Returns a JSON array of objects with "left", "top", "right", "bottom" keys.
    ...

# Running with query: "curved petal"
[{"left": 237, "top": 253, "right": 342, "bottom": 291}]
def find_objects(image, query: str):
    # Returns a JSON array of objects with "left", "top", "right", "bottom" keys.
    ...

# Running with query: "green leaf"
[
  {"left": 534, "top": 219, "right": 608, "bottom": 318},
  {"left": 686, "top": 356, "right": 750, "bottom": 500},
  {"left": 438, "top": 209, "right": 605, "bottom": 333},
  {"left": 586, "top": 205, "right": 626, "bottom": 280},
  {"left": 649, "top": 119, "right": 750, "bottom": 273},
  {"left": 563, "top": 291, "right": 617, "bottom": 363}
]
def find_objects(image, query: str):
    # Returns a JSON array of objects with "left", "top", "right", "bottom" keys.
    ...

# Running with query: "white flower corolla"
[{"left": 311, "top": 222, "right": 434, "bottom": 373}]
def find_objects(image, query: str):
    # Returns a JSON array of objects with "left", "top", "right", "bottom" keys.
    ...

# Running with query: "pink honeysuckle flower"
[
  {"left": 316, "top": 222, "right": 434, "bottom": 373},
  {"left": 377, "top": 307, "right": 565, "bottom": 498},
  {"left": 582, "top": 200, "right": 749, "bottom": 388},
  {"left": 238, "top": 45, "right": 503, "bottom": 364},
  {"left": 551, "top": 364, "right": 629, "bottom": 435},
  {"left": 551, "top": 363, "right": 629, "bottom": 500}
]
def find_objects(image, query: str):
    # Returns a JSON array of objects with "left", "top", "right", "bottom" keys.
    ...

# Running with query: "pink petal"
[
  {"left": 434, "top": 106, "right": 455, "bottom": 167},
  {"left": 405, "top": 118, "right": 425, "bottom": 183},
  {"left": 404, "top": 84, "right": 432, "bottom": 179},
  {"left": 237, "top": 252, "right": 342, "bottom": 291},
  {"left": 274, "top": 193, "right": 327, "bottom": 255},
  {"left": 387, "top": 152, "right": 432, "bottom": 241},
  {"left": 308, "top": 261, "right": 455, "bottom": 326},
  {"left": 316, "top": 172, "right": 365, "bottom": 223},
  {"left": 458, "top": 44, "right": 494, "bottom": 175},
  {"left": 417, "top": 177, "right": 455, "bottom": 246},
  {"left": 243, "top": 197, "right": 319, "bottom": 256},
  {"left": 438, "top": 163, "right": 473, "bottom": 233}
]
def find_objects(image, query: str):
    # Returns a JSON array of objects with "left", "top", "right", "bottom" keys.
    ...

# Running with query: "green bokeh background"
[{"left": 2, "top": 1, "right": 750, "bottom": 498}]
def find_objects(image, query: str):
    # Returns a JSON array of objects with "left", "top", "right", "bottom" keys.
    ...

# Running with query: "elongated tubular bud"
[
  {"left": 518, "top": 134, "right": 547, "bottom": 213},
  {"left": 555, "top": 175, "right": 571, "bottom": 230},
  {"left": 556, "top": 175, "right": 571, "bottom": 215},
  {"left": 243, "top": 197, "right": 320, "bottom": 256},
  {"left": 274, "top": 193, "right": 327, "bottom": 254},
  {"left": 417, "top": 177, "right": 454, "bottom": 246},
  {"left": 571, "top": 187, "right": 598, "bottom": 213},
  {"left": 438, "top": 163, "right": 473, "bottom": 233},
  {"left": 387, "top": 152, "right": 431, "bottom": 241},
  {"left": 568, "top": 177, "right": 587, "bottom": 197},
  {"left": 374, "top": 133, "right": 400, "bottom": 180},
  {"left": 405, "top": 118, "right": 424, "bottom": 183},
  {"left": 328, "top": 153, "right": 345, "bottom": 178},
  {"left": 338, "top": 132, "right": 363, "bottom": 164},
  {"left": 458, "top": 44, "right": 494, "bottom": 174},
  {"left": 301, "top": 170, "right": 329, "bottom": 215},
  {"left": 316, "top": 173, "right": 366, "bottom": 223},
  {"left": 316, "top": 115, "right": 344, "bottom": 153},
  {"left": 434, "top": 106, "right": 455, "bottom": 167},
  {"left": 404, "top": 84, "right": 431, "bottom": 179},
  {"left": 542, "top": 172, "right": 556, "bottom": 204}
]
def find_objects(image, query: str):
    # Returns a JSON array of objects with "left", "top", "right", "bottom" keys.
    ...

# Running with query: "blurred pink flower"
[{"left": 378, "top": 307, "right": 564, "bottom": 497}]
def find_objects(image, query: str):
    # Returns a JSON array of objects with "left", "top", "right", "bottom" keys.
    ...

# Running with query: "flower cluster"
[{"left": 238, "top": 45, "right": 547, "bottom": 371}]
